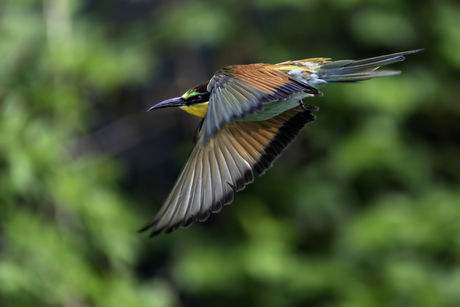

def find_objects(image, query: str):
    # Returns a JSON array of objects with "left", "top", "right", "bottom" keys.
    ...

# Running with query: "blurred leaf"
[{"left": 351, "top": 9, "right": 415, "bottom": 48}]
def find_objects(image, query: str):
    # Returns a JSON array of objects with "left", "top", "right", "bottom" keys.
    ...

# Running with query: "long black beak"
[{"left": 147, "top": 97, "right": 186, "bottom": 112}]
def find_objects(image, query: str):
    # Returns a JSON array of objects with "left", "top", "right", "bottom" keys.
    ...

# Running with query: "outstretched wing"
[
  {"left": 200, "top": 64, "right": 321, "bottom": 143},
  {"left": 140, "top": 105, "right": 318, "bottom": 236}
]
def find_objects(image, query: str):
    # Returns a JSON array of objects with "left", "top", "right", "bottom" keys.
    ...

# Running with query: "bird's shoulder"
[
  {"left": 210, "top": 59, "right": 331, "bottom": 88},
  {"left": 275, "top": 58, "right": 331, "bottom": 70},
  {"left": 208, "top": 63, "right": 312, "bottom": 92}
]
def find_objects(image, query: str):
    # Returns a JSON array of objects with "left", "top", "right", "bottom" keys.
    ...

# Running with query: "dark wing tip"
[
  {"left": 253, "top": 105, "right": 317, "bottom": 176},
  {"left": 137, "top": 217, "right": 167, "bottom": 237},
  {"left": 150, "top": 228, "right": 164, "bottom": 237},
  {"left": 198, "top": 209, "right": 211, "bottom": 222},
  {"left": 139, "top": 180, "right": 241, "bottom": 237},
  {"left": 138, "top": 219, "right": 156, "bottom": 233}
]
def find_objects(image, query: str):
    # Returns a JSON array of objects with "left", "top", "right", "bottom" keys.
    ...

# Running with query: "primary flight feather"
[{"left": 140, "top": 49, "right": 423, "bottom": 236}]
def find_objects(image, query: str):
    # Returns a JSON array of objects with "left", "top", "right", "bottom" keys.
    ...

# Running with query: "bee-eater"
[{"left": 141, "top": 49, "right": 423, "bottom": 236}]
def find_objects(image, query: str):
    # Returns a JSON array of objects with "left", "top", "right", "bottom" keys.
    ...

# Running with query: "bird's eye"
[{"left": 185, "top": 93, "right": 209, "bottom": 105}]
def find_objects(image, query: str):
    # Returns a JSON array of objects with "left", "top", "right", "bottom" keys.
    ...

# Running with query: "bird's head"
[{"left": 148, "top": 81, "right": 210, "bottom": 118}]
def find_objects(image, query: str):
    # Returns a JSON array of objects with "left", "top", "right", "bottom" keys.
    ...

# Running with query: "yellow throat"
[{"left": 180, "top": 102, "right": 209, "bottom": 118}]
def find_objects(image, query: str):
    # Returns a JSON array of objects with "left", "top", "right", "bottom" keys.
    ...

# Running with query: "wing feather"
[
  {"left": 166, "top": 149, "right": 198, "bottom": 231},
  {"left": 184, "top": 150, "right": 203, "bottom": 227},
  {"left": 200, "top": 150, "right": 212, "bottom": 218},
  {"left": 215, "top": 87, "right": 233, "bottom": 122},
  {"left": 140, "top": 105, "right": 318, "bottom": 236},
  {"left": 224, "top": 84, "right": 255, "bottom": 114},
  {"left": 201, "top": 65, "right": 321, "bottom": 142}
]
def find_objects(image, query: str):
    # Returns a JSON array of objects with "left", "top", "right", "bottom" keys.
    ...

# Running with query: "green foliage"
[{"left": 1, "top": 0, "right": 459, "bottom": 306}]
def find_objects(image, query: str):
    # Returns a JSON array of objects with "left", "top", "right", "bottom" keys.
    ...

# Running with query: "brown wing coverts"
[
  {"left": 201, "top": 65, "right": 321, "bottom": 142},
  {"left": 140, "top": 105, "right": 318, "bottom": 236}
]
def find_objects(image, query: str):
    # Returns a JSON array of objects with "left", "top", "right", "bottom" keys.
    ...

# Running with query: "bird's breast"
[{"left": 180, "top": 102, "right": 209, "bottom": 118}]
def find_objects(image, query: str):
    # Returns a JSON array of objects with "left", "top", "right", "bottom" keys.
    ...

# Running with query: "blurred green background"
[{"left": 1, "top": 0, "right": 459, "bottom": 306}]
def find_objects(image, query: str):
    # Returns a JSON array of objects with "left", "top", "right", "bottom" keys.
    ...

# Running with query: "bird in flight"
[{"left": 140, "top": 49, "right": 423, "bottom": 236}]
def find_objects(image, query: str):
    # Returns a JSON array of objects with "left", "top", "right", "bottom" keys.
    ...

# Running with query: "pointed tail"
[{"left": 317, "top": 49, "right": 424, "bottom": 83}]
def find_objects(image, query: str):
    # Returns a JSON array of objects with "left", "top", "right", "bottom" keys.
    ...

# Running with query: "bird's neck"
[{"left": 180, "top": 101, "right": 209, "bottom": 118}]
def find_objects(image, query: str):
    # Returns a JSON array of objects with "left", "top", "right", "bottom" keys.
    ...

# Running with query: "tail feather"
[{"left": 318, "top": 49, "right": 423, "bottom": 83}]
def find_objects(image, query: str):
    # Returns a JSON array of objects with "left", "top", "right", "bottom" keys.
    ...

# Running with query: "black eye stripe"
[
  {"left": 186, "top": 93, "right": 210, "bottom": 105},
  {"left": 200, "top": 93, "right": 210, "bottom": 101}
]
